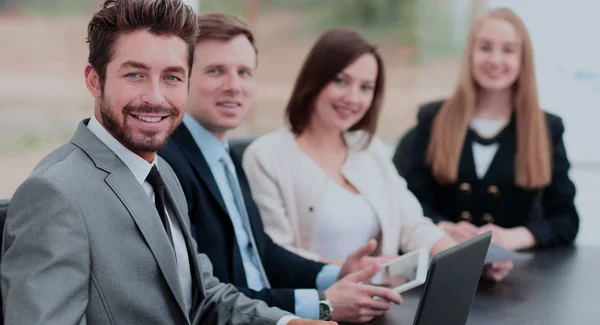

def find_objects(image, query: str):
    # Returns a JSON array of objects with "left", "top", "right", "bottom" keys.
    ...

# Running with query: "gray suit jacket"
[{"left": 1, "top": 120, "right": 290, "bottom": 325}]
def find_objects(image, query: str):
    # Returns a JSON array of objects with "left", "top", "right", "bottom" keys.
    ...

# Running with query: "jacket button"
[
  {"left": 482, "top": 213, "right": 495, "bottom": 224},
  {"left": 459, "top": 182, "right": 471, "bottom": 194},
  {"left": 488, "top": 185, "right": 500, "bottom": 197},
  {"left": 460, "top": 211, "right": 472, "bottom": 222}
]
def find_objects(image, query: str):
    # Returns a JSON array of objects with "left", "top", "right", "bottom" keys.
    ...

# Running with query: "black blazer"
[
  {"left": 403, "top": 100, "right": 579, "bottom": 248},
  {"left": 159, "top": 124, "right": 325, "bottom": 313}
]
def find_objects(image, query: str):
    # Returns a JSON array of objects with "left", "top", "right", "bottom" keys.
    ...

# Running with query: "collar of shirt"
[
  {"left": 182, "top": 114, "right": 231, "bottom": 169},
  {"left": 87, "top": 115, "right": 157, "bottom": 185}
]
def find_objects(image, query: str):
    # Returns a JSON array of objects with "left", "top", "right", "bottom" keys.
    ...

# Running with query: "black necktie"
[{"left": 146, "top": 166, "right": 174, "bottom": 247}]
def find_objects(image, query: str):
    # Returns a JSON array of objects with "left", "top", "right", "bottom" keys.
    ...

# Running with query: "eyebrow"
[
  {"left": 120, "top": 61, "right": 186, "bottom": 75},
  {"left": 476, "top": 38, "right": 520, "bottom": 46},
  {"left": 120, "top": 61, "right": 150, "bottom": 70},
  {"left": 163, "top": 66, "right": 186, "bottom": 75},
  {"left": 204, "top": 63, "right": 255, "bottom": 71},
  {"left": 338, "top": 71, "right": 376, "bottom": 84}
]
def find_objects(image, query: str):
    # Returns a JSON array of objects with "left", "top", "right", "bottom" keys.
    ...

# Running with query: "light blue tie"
[{"left": 220, "top": 155, "right": 271, "bottom": 288}]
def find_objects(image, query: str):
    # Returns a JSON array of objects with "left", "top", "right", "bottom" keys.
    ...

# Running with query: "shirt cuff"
[
  {"left": 277, "top": 314, "right": 300, "bottom": 325},
  {"left": 294, "top": 289, "right": 320, "bottom": 320},
  {"left": 316, "top": 264, "right": 341, "bottom": 290}
]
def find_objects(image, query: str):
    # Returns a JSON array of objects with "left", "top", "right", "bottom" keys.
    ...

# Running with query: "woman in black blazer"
[{"left": 403, "top": 8, "right": 579, "bottom": 251}]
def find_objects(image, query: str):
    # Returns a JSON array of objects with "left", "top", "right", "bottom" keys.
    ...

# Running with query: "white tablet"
[{"left": 366, "top": 247, "right": 429, "bottom": 293}]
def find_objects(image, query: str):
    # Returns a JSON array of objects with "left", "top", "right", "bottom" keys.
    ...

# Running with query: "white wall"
[{"left": 486, "top": 0, "right": 600, "bottom": 165}]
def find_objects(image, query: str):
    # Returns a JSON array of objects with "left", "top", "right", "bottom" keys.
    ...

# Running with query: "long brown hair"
[
  {"left": 285, "top": 28, "right": 385, "bottom": 146},
  {"left": 426, "top": 7, "right": 551, "bottom": 189}
]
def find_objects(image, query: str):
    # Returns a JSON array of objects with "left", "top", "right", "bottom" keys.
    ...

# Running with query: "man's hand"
[
  {"left": 478, "top": 224, "right": 536, "bottom": 251},
  {"left": 325, "top": 264, "right": 403, "bottom": 323},
  {"left": 338, "top": 239, "right": 397, "bottom": 279},
  {"left": 438, "top": 221, "right": 479, "bottom": 242},
  {"left": 288, "top": 320, "right": 337, "bottom": 325},
  {"left": 482, "top": 260, "right": 513, "bottom": 282}
]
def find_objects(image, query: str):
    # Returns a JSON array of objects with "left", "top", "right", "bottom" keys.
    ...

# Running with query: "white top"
[
  {"left": 314, "top": 179, "right": 380, "bottom": 261},
  {"left": 242, "top": 128, "right": 446, "bottom": 261},
  {"left": 470, "top": 118, "right": 506, "bottom": 179},
  {"left": 87, "top": 116, "right": 193, "bottom": 312}
]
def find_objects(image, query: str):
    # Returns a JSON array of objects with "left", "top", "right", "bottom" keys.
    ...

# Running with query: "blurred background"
[
  {"left": 0, "top": 0, "right": 598, "bottom": 244},
  {"left": 0, "top": 0, "right": 478, "bottom": 195}
]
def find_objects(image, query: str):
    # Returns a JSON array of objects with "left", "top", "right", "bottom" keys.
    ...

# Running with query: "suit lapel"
[
  {"left": 225, "top": 152, "right": 256, "bottom": 285},
  {"left": 170, "top": 125, "right": 248, "bottom": 287},
  {"left": 462, "top": 119, "right": 516, "bottom": 182},
  {"left": 481, "top": 122, "right": 516, "bottom": 183},
  {"left": 229, "top": 151, "right": 259, "bottom": 234},
  {"left": 159, "top": 159, "right": 205, "bottom": 314},
  {"left": 227, "top": 150, "right": 272, "bottom": 288},
  {"left": 70, "top": 120, "right": 189, "bottom": 320},
  {"left": 172, "top": 125, "right": 229, "bottom": 215},
  {"left": 459, "top": 136, "right": 479, "bottom": 181},
  {"left": 104, "top": 172, "right": 189, "bottom": 316}
]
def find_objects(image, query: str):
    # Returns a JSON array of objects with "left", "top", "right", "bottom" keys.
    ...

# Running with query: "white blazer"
[{"left": 242, "top": 128, "right": 446, "bottom": 261}]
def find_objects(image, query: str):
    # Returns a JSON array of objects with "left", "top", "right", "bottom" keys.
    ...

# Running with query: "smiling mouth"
[
  {"left": 217, "top": 102, "right": 241, "bottom": 108},
  {"left": 333, "top": 103, "right": 358, "bottom": 115},
  {"left": 485, "top": 72, "right": 503, "bottom": 77},
  {"left": 481, "top": 68, "right": 508, "bottom": 78},
  {"left": 131, "top": 114, "right": 169, "bottom": 123}
]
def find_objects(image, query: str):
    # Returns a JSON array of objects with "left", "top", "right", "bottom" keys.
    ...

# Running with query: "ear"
[{"left": 85, "top": 64, "right": 102, "bottom": 98}]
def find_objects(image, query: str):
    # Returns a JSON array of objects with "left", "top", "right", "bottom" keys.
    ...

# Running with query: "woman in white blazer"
[{"left": 243, "top": 28, "right": 510, "bottom": 280}]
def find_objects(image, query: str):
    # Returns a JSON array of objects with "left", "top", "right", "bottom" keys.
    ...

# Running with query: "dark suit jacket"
[
  {"left": 0, "top": 199, "right": 6, "bottom": 325},
  {"left": 159, "top": 124, "right": 326, "bottom": 313},
  {"left": 403, "top": 100, "right": 579, "bottom": 247}
]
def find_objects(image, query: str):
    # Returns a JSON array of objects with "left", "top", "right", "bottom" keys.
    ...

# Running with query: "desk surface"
[{"left": 367, "top": 246, "right": 600, "bottom": 325}]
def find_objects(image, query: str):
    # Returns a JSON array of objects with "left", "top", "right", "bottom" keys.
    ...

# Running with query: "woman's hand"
[
  {"left": 482, "top": 261, "right": 513, "bottom": 282},
  {"left": 438, "top": 221, "right": 480, "bottom": 242},
  {"left": 478, "top": 225, "right": 536, "bottom": 251}
]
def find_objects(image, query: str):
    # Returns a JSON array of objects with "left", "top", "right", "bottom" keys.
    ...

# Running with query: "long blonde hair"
[{"left": 426, "top": 7, "right": 551, "bottom": 189}]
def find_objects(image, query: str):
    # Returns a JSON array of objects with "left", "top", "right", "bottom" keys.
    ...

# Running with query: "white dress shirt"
[{"left": 87, "top": 116, "right": 193, "bottom": 312}]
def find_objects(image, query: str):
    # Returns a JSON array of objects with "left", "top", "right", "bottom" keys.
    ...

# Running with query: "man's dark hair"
[{"left": 86, "top": 0, "right": 198, "bottom": 88}]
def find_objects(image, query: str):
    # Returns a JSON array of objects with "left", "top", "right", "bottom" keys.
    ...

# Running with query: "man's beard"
[{"left": 100, "top": 100, "right": 180, "bottom": 154}]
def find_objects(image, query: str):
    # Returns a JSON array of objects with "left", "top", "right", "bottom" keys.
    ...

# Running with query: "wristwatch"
[{"left": 318, "top": 291, "right": 334, "bottom": 321}]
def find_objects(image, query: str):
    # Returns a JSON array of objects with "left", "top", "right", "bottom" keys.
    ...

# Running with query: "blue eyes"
[{"left": 124, "top": 73, "right": 181, "bottom": 82}]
